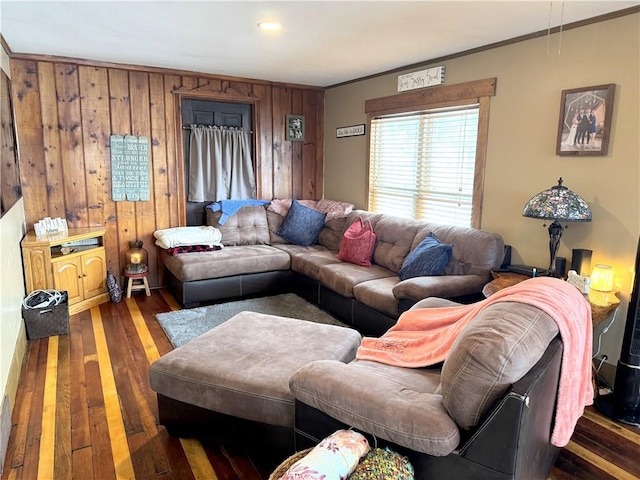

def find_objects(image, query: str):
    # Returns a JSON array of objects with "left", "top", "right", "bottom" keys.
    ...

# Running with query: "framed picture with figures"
[
  {"left": 556, "top": 84, "right": 615, "bottom": 156},
  {"left": 285, "top": 115, "right": 305, "bottom": 142}
]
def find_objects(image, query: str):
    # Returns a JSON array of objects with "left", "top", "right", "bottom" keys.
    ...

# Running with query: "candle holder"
[{"left": 124, "top": 240, "right": 149, "bottom": 275}]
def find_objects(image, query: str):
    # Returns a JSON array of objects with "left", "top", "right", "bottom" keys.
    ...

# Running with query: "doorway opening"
[{"left": 182, "top": 98, "right": 254, "bottom": 225}]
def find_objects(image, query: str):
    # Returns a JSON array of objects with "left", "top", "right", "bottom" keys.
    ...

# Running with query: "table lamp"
[
  {"left": 124, "top": 240, "right": 149, "bottom": 275},
  {"left": 589, "top": 264, "right": 615, "bottom": 306},
  {"left": 522, "top": 178, "right": 592, "bottom": 277}
]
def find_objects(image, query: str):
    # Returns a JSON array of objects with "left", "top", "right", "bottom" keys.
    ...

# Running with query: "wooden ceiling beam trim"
[{"left": 8, "top": 52, "right": 325, "bottom": 92}]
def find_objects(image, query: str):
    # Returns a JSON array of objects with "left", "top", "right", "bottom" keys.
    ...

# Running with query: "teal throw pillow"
[
  {"left": 399, "top": 233, "right": 453, "bottom": 280},
  {"left": 276, "top": 199, "right": 327, "bottom": 246}
]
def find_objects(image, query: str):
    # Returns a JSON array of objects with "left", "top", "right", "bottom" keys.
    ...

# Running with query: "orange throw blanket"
[{"left": 356, "top": 277, "right": 593, "bottom": 447}]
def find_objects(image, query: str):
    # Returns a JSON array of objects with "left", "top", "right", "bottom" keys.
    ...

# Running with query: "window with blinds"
[{"left": 368, "top": 104, "right": 480, "bottom": 227}]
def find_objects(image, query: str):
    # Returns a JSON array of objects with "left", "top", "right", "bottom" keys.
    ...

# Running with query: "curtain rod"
[{"left": 182, "top": 126, "right": 253, "bottom": 133}]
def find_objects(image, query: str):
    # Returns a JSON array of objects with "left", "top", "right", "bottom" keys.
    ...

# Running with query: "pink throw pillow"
[
  {"left": 267, "top": 198, "right": 319, "bottom": 217},
  {"left": 338, "top": 217, "right": 376, "bottom": 267},
  {"left": 315, "top": 198, "right": 354, "bottom": 221}
]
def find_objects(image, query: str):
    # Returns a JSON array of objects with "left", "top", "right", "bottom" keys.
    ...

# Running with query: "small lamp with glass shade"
[{"left": 522, "top": 178, "right": 592, "bottom": 277}]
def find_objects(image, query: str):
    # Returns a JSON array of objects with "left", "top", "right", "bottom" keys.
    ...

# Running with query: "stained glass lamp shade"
[{"left": 523, "top": 177, "right": 592, "bottom": 277}]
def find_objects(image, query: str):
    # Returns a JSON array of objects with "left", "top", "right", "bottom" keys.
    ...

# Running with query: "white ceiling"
[{"left": 1, "top": 1, "right": 637, "bottom": 87}]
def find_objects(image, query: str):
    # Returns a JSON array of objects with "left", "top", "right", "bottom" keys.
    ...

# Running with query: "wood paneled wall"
[
  {"left": 1, "top": 68, "right": 21, "bottom": 216},
  {"left": 10, "top": 57, "right": 324, "bottom": 287}
]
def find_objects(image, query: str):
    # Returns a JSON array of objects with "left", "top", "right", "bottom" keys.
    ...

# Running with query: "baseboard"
[
  {"left": 0, "top": 396, "right": 10, "bottom": 476},
  {"left": 0, "top": 321, "right": 27, "bottom": 476}
]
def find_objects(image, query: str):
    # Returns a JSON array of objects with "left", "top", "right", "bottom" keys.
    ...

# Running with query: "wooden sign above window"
[{"left": 397, "top": 66, "right": 445, "bottom": 92}]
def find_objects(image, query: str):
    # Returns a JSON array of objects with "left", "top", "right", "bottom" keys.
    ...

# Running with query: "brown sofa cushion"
[
  {"left": 440, "top": 302, "right": 559, "bottom": 429},
  {"left": 317, "top": 262, "right": 396, "bottom": 298},
  {"left": 290, "top": 251, "right": 343, "bottom": 281},
  {"left": 414, "top": 224, "right": 504, "bottom": 277},
  {"left": 318, "top": 217, "right": 348, "bottom": 251},
  {"left": 267, "top": 210, "right": 288, "bottom": 244},
  {"left": 290, "top": 359, "right": 459, "bottom": 456},
  {"left": 207, "top": 205, "right": 270, "bottom": 246},
  {"left": 371, "top": 215, "right": 421, "bottom": 273},
  {"left": 353, "top": 277, "right": 401, "bottom": 317},
  {"left": 160, "top": 245, "right": 290, "bottom": 282},
  {"left": 392, "top": 274, "right": 488, "bottom": 302}
]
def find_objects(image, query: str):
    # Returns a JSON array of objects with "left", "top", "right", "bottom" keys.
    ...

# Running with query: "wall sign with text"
[
  {"left": 397, "top": 66, "right": 445, "bottom": 92},
  {"left": 336, "top": 124, "right": 366, "bottom": 138},
  {"left": 110, "top": 135, "right": 150, "bottom": 201}
]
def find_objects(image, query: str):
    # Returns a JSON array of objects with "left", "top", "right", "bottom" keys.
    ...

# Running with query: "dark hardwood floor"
[{"left": 2, "top": 289, "right": 639, "bottom": 479}]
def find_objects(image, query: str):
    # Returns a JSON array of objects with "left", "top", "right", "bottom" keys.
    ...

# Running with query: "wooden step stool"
[{"left": 124, "top": 272, "right": 151, "bottom": 298}]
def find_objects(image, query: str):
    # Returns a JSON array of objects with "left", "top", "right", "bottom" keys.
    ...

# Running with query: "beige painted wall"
[
  {"left": 0, "top": 38, "right": 27, "bottom": 444},
  {"left": 324, "top": 13, "right": 640, "bottom": 367}
]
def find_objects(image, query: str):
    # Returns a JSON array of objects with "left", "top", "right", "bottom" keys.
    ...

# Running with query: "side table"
[
  {"left": 482, "top": 270, "right": 620, "bottom": 326},
  {"left": 482, "top": 271, "right": 530, "bottom": 298},
  {"left": 124, "top": 272, "right": 151, "bottom": 298},
  {"left": 589, "top": 296, "right": 620, "bottom": 328}
]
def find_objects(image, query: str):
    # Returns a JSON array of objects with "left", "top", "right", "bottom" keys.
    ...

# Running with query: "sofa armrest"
[
  {"left": 456, "top": 336, "right": 563, "bottom": 478},
  {"left": 393, "top": 274, "right": 487, "bottom": 302}
]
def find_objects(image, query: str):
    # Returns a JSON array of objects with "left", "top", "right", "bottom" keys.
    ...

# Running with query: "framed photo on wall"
[
  {"left": 556, "top": 84, "right": 615, "bottom": 156},
  {"left": 286, "top": 114, "right": 305, "bottom": 142}
]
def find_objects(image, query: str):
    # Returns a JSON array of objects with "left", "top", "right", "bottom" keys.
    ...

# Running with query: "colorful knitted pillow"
[
  {"left": 348, "top": 447, "right": 414, "bottom": 480},
  {"left": 338, "top": 217, "right": 376, "bottom": 267}
]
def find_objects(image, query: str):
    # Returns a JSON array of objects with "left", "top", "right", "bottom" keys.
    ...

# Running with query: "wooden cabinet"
[{"left": 22, "top": 227, "right": 110, "bottom": 315}]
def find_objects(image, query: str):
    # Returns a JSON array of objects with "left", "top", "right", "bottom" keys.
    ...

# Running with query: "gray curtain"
[{"left": 188, "top": 126, "right": 256, "bottom": 202}]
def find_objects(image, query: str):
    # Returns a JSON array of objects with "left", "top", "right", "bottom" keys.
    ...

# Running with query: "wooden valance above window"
[{"left": 365, "top": 78, "right": 497, "bottom": 116}]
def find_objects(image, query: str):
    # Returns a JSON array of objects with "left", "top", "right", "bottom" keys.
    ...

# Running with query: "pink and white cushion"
[{"left": 280, "top": 429, "right": 369, "bottom": 480}]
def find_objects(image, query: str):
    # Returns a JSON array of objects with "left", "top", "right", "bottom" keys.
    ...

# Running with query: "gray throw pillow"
[{"left": 276, "top": 198, "right": 327, "bottom": 246}]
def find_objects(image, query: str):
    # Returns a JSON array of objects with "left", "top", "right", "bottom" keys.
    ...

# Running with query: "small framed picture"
[
  {"left": 286, "top": 115, "right": 305, "bottom": 142},
  {"left": 556, "top": 84, "right": 615, "bottom": 156}
]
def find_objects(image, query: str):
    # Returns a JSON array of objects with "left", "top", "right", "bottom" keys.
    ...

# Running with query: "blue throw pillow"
[
  {"left": 399, "top": 233, "right": 453, "bottom": 281},
  {"left": 276, "top": 199, "right": 327, "bottom": 246}
]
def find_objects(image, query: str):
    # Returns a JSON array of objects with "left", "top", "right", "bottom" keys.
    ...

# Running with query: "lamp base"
[
  {"left": 541, "top": 267, "right": 563, "bottom": 278},
  {"left": 544, "top": 220, "right": 564, "bottom": 279}
]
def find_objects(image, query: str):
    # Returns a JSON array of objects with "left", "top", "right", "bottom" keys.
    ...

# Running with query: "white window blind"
[{"left": 368, "top": 104, "right": 480, "bottom": 227}]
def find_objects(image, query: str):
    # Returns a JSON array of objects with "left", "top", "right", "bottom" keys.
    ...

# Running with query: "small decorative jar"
[{"left": 124, "top": 240, "right": 149, "bottom": 275}]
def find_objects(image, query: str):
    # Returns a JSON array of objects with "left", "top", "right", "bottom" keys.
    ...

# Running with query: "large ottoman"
[{"left": 149, "top": 311, "right": 361, "bottom": 460}]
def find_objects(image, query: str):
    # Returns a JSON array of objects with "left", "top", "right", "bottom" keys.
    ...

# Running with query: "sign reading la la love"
[{"left": 336, "top": 124, "right": 366, "bottom": 138}]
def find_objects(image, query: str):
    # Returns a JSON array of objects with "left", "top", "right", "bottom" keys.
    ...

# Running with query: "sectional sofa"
[{"left": 159, "top": 200, "right": 505, "bottom": 336}]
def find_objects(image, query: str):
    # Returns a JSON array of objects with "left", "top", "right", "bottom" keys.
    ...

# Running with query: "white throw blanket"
[{"left": 153, "top": 226, "right": 223, "bottom": 249}]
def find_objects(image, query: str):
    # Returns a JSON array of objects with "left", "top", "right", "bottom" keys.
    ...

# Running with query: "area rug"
[{"left": 156, "top": 293, "right": 348, "bottom": 347}]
